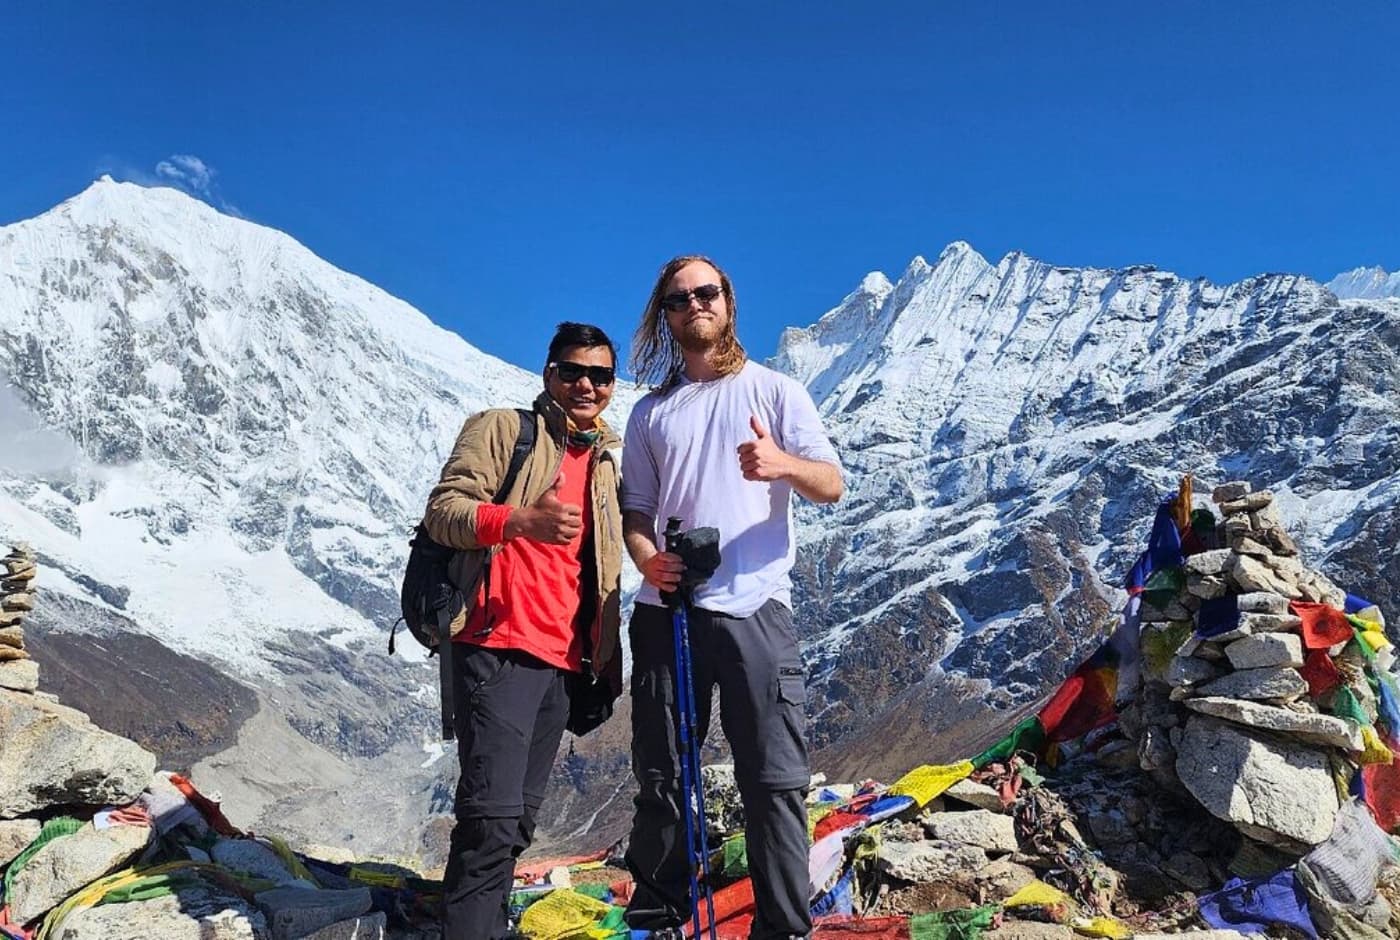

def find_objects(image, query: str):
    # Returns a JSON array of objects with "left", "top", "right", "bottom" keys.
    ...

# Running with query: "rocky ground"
[{"left": 4, "top": 476, "right": 1400, "bottom": 939}]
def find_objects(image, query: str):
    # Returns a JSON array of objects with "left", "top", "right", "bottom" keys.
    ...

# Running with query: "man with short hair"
[
  {"left": 621, "top": 257, "right": 843, "bottom": 939},
  {"left": 423, "top": 321, "right": 625, "bottom": 940}
]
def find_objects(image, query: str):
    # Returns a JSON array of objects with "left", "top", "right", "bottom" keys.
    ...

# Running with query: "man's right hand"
[
  {"left": 639, "top": 551, "right": 685, "bottom": 592},
  {"left": 504, "top": 474, "right": 582, "bottom": 544}
]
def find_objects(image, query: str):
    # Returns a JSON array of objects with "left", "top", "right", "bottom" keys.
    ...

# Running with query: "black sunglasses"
[
  {"left": 660, "top": 283, "right": 724, "bottom": 313},
  {"left": 549, "top": 361, "right": 616, "bottom": 386}
]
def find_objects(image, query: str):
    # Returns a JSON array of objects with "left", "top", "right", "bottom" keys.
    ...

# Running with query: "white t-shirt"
[{"left": 622, "top": 360, "right": 841, "bottom": 617}]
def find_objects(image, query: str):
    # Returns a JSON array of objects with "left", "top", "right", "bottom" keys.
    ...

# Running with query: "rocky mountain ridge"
[{"left": 3, "top": 179, "right": 1399, "bottom": 861}]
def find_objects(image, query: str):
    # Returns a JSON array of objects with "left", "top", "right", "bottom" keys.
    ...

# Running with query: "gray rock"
[
  {"left": 921, "top": 809, "right": 1018, "bottom": 854},
  {"left": 876, "top": 839, "right": 988, "bottom": 883},
  {"left": 49, "top": 882, "right": 268, "bottom": 940},
  {"left": 302, "top": 913, "right": 386, "bottom": 940},
  {"left": 1167, "top": 655, "right": 1221, "bottom": 687},
  {"left": 1229, "top": 553, "right": 1297, "bottom": 597},
  {"left": 0, "top": 817, "right": 41, "bottom": 867},
  {"left": 0, "top": 659, "right": 39, "bottom": 692},
  {"left": 1187, "top": 575, "right": 1229, "bottom": 599},
  {"left": 1085, "top": 808, "right": 1136, "bottom": 847},
  {"left": 1212, "top": 481, "right": 1252, "bottom": 503},
  {"left": 212, "top": 838, "right": 311, "bottom": 886},
  {"left": 1220, "top": 490, "right": 1275, "bottom": 515},
  {"left": 0, "top": 689, "right": 156, "bottom": 818},
  {"left": 1185, "top": 549, "right": 1234, "bottom": 577},
  {"left": 942, "top": 778, "right": 1005, "bottom": 812},
  {"left": 1223, "top": 514, "right": 1254, "bottom": 540},
  {"left": 253, "top": 886, "right": 373, "bottom": 940},
  {"left": 957, "top": 857, "right": 1037, "bottom": 900},
  {"left": 1260, "top": 526, "right": 1299, "bottom": 557},
  {"left": 1230, "top": 536, "right": 1273, "bottom": 558},
  {"left": 8, "top": 822, "right": 152, "bottom": 923},
  {"left": 1185, "top": 696, "right": 1363, "bottom": 751},
  {"left": 1176, "top": 716, "right": 1339, "bottom": 847},
  {"left": 1225, "top": 632, "right": 1304, "bottom": 670},
  {"left": 0, "top": 593, "right": 34, "bottom": 612},
  {"left": 1135, "top": 933, "right": 1251, "bottom": 940},
  {"left": 1162, "top": 850, "right": 1214, "bottom": 891},
  {"left": 1238, "top": 612, "right": 1302, "bottom": 633},
  {"left": 1249, "top": 501, "right": 1284, "bottom": 529},
  {"left": 1236, "top": 592, "right": 1291, "bottom": 614},
  {"left": 1194, "top": 666, "right": 1308, "bottom": 702}
]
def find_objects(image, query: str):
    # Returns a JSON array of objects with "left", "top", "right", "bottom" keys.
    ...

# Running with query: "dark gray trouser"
[
  {"left": 441, "top": 643, "right": 570, "bottom": 940},
  {"left": 624, "top": 599, "right": 812, "bottom": 940}
]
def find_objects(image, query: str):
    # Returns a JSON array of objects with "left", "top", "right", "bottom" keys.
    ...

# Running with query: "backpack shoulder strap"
[{"left": 493, "top": 408, "right": 536, "bottom": 505}]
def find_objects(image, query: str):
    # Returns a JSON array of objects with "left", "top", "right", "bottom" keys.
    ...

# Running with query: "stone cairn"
[
  {"left": 1129, "top": 481, "right": 1392, "bottom": 856},
  {"left": 0, "top": 546, "right": 401, "bottom": 940},
  {"left": 0, "top": 545, "right": 39, "bottom": 694}
]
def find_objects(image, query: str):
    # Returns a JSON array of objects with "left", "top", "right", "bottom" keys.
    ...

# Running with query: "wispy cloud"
[
  {"left": 99, "top": 153, "right": 246, "bottom": 219},
  {"left": 156, "top": 154, "right": 215, "bottom": 196}
]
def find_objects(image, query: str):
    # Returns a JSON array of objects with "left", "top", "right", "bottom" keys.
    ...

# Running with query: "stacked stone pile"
[
  {"left": 0, "top": 546, "right": 38, "bottom": 694},
  {"left": 0, "top": 546, "right": 404, "bottom": 939},
  {"left": 1127, "top": 481, "right": 1394, "bottom": 855}
]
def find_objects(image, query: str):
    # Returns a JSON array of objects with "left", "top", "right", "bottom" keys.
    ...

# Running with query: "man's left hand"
[{"left": 737, "top": 416, "right": 792, "bottom": 482}]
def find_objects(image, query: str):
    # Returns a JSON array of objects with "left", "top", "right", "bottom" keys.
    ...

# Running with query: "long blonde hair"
[{"left": 630, "top": 254, "right": 747, "bottom": 391}]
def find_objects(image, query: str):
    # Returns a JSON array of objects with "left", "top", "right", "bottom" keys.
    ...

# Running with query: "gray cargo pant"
[
  {"left": 624, "top": 599, "right": 812, "bottom": 940},
  {"left": 440, "top": 642, "right": 570, "bottom": 940}
]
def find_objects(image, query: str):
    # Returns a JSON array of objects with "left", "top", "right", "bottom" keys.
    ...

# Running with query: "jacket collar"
[{"left": 533, "top": 392, "right": 621, "bottom": 449}]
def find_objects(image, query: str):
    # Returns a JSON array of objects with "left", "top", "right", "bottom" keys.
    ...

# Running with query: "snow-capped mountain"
[
  {"left": 779, "top": 244, "right": 1400, "bottom": 773},
  {"left": 1328, "top": 265, "right": 1400, "bottom": 300},
  {"left": 3, "top": 178, "right": 1398, "bottom": 854},
  {"left": 0, "top": 179, "right": 640, "bottom": 858}
]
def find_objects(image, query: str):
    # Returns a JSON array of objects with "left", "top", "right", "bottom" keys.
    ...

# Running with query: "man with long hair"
[
  {"left": 621, "top": 256, "right": 843, "bottom": 939},
  {"left": 423, "top": 322, "right": 625, "bottom": 939}
]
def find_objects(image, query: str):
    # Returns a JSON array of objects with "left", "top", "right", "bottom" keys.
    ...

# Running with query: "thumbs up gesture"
[
  {"left": 737, "top": 415, "right": 791, "bottom": 482},
  {"left": 505, "top": 471, "right": 583, "bottom": 544}
]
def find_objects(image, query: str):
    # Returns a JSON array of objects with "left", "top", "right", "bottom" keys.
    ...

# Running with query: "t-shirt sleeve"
[
  {"left": 621, "top": 399, "right": 661, "bottom": 516},
  {"left": 775, "top": 376, "right": 842, "bottom": 470}
]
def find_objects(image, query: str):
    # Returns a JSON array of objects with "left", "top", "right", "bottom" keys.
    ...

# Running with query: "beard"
[{"left": 672, "top": 314, "right": 727, "bottom": 353}]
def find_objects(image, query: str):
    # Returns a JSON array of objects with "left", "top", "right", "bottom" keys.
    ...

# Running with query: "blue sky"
[{"left": 2, "top": 2, "right": 1397, "bottom": 373}]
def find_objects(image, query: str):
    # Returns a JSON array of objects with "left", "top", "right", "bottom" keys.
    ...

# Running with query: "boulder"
[
  {"left": 1187, "top": 575, "right": 1229, "bottom": 599},
  {"left": 877, "top": 840, "right": 988, "bottom": 883},
  {"left": 0, "top": 592, "right": 34, "bottom": 612},
  {"left": 1194, "top": 667, "right": 1307, "bottom": 702},
  {"left": 8, "top": 822, "right": 153, "bottom": 924},
  {"left": 49, "top": 883, "right": 268, "bottom": 940},
  {"left": 1229, "top": 554, "right": 1297, "bottom": 597},
  {"left": 0, "top": 625, "right": 23, "bottom": 647},
  {"left": 1237, "top": 612, "right": 1302, "bottom": 634},
  {"left": 0, "top": 689, "right": 156, "bottom": 818},
  {"left": 0, "top": 817, "right": 41, "bottom": 867},
  {"left": 212, "top": 838, "right": 313, "bottom": 887},
  {"left": 1212, "top": 481, "right": 1252, "bottom": 503},
  {"left": 1229, "top": 536, "right": 1272, "bottom": 558},
  {"left": 1185, "top": 550, "right": 1234, "bottom": 577},
  {"left": 253, "top": 886, "right": 373, "bottom": 940},
  {"left": 1166, "top": 656, "right": 1220, "bottom": 687},
  {"left": 0, "top": 659, "right": 39, "bottom": 692},
  {"left": 1219, "top": 491, "right": 1275, "bottom": 515},
  {"left": 1176, "top": 716, "right": 1339, "bottom": 847},
  {"left": 942, "top": 778, "right": 1005, "bottom": 812},
  {"left": 1236, "top": 592, "right": 1291, "bottom": 614},
  {"left": 921, "top": 809, "right": 1018, "bottom": 854},
  {"left": 1184, "top": 697, "right": 1363, "bottom": 751},
  {"left": 1224, "top": 633, "right": 1303, "bottom": 670}
]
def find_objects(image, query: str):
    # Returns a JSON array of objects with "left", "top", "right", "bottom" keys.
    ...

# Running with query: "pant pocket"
[{"left": 777, "top": 666, "right": 806, "bottom": 707}]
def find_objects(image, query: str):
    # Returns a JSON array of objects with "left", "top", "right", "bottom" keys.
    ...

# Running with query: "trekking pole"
[{"left": 664, "top": 517, "right": 717, "bottom": 940}]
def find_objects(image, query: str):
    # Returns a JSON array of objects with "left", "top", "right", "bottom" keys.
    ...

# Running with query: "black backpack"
[{"left": 394, "top": 408, "right": 536, "bottom": 739}]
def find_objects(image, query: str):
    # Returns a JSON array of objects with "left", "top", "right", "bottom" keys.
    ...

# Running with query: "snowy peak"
[
  {"left": 1328, "top": 265, "right": 1400, "bottom": 300},
  {"left": 0, "top": 179, "right": 551, "bottom": 674}
]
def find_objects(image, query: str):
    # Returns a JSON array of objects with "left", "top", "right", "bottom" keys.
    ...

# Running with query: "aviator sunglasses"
[
  {"left": 549, "top": 361, "right": 616, "bottom": 386},
  {"left": 660, "top": 283, "right": 724, "bottom": 312}
]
